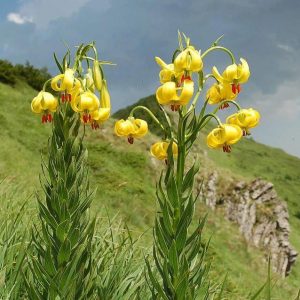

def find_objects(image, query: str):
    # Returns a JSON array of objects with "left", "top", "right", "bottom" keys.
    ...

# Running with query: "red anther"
[
  {"left": 61, "top": 94, "right": 65, "bottom": 102},
  {"left": 83, "top": 114, "right": 88, "bottom": 123},
  {"left": 180, "top": 74, "right": 185, "bottom": 83},
  {"left": 88, "top": 114, "right": 91, "bottom": 122},
  {"left": 68, "top": 94, "right": 72, "bottom": 102},
  {"left": 232, "top": 84, "right": 237, "bottom": 94},
  {"left": 220, "top": 103, "right": 229, "bottom": 110},
  {"left": 243, "top": 130, "right": 247, "bottom": 136},
  {"left": 48, "top": 114, "right": 52, "bottom": 122},
  {"left": 237, "top": 84, "right": 241, "bottom": 93},
  {"left": 42, "top": 115, "right": 46, "bottom": 123},
  {"left": 181, "top": 74, "right": 192, "bottom": 84},
  {"left": 170, "top": 104, "right": 180, "bottom": 111},
  {"left": 127, "top": 136, "right": 134, "bottom": 144},
  {"left": 223, "top": 146, "right": 226, "bottom": 152},
  {"left": 164, "top": 159, "right": 168, "bottom": 165}
]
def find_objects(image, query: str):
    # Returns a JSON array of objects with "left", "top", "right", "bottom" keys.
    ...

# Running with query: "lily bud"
[{"left": 92, "top": 60, "right": 103, "bottom": 91}]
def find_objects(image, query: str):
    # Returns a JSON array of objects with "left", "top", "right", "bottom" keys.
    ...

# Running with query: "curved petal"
[
  {"left": 178, "top": 79, "right": 194, "bottom": 105},
  {"left": 78, "top": 92, "right": 100, "bottom": 112},
  {"left": 100, "top": 80, "right": 111, "bottom": 109},
  {"left": 206, "top": 84, "right": 221, "bottom": 104},
  {"left": 151, "top": 142, "right": 167, "bottom": 160},
  {"left": 114, "top": 120, "right": 135, "bottom": 137},
  {"left": 223, "top": 124, "right": 242, "bottom": 145},
  {"left": 40, "top": 92, "right": 58, "bottom": 112},
  {"left": 174, "top": 49, "right": 188, "bottom": 72},
  {"left": 31, "top": 94, "right": 43, "bottom": 114},
  {"left": 212, "top": 66, "right": 224, "bottom": 83},
  {"left": 155, "top": 56, "right": 168, "bottom": 69},
  {"left": 223, "top": 64, "right": 238, "bottom": 82},
  {"left": 220, "top": 83, "right": 237, "bottom": 100},
  {"left": 92, "top": 108, "right": 110, "bottom": 122},
  {"left": 188, "top": 48, "right": 203, "bottom": 72},
  {"left": 63, "top": 68, "right": 75, "bottom": 91},
  {"left": 207, "top": 128, "right": 225, "bottom": 148},
  {"left": 238, "top": 58, "right": 250, "bottom": 83},
  {"left": 133, "top": 119, "right": 148, "bottom": 138},
  {"left": 51, "top": 74, "right": 65, "bottom": 91}
]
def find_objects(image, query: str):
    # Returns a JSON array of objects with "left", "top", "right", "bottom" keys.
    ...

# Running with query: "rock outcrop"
[{"left": 200, "top": 173, "right": 298, "bottom": 277}]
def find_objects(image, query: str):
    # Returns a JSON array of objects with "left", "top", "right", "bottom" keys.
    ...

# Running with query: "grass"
[{"left": 1, "top": 81, "right": 300, "bottom": 298}]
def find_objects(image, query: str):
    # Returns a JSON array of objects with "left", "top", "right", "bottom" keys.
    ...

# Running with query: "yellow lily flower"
[
  {"left": 31, "top": 91, "right": 58, "bottom": 123},
  {"left": 155, "top": 57, "right": 183, "bottom": 84},
  {"left": 226, "top": 108, "right": 260, "bottom": 136},
  {"left": 71, "top": 91, "right": 100, "bottom": 123},
  {"left": 156, "top": 79, "right": 194, "bottom": 111},
  {"left": 212, "top": 58, "right": 250, "bottom": 94},
  {"left": 114, "top": 117, "right": 148, "bottom": 144},
  {"left": 150, "top": 141, "right": 178, "bottom": 161},
  {"left": 207, "top": 124, "right": 242, "bottom": 153},
  {"left": 88, "top": 80, "right": 111, "bottom": 129},
  {"left": 206, "top": 83, "right": 237, "bottom": 108},
  {"left": 51, "top": 68, "right": 81, "bottom": 102},
  {"left": 174, "top": 46, "right": 203, "bottom": 73}
]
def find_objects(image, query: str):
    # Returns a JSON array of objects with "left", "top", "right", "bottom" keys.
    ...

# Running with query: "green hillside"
[{"left": 1, "top": 81, "right": 300, "bottom": 298}]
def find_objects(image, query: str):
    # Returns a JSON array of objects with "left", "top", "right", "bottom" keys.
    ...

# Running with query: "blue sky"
[{"left": 0, "top": 0, "right": 299, "bottom": 157}]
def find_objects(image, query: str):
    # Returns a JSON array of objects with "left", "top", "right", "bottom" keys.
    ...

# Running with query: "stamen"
[
  {"left": 127, "top": 136, "right": 134, "bottom": 144},
  {"left": 171, "top": 104, "right": 180, "bottom": 111},
  {"left": 91, "top": 121, "right": 99, "bottom": 130},
  {"left": 61, "top": 94, "right": 65, "bottom": 102},
  {"left": 181, "top": 74, "right": 192, "bottom": 84},
  {"left": 220, "top": 103, "right": 229, "bottom": 110}
]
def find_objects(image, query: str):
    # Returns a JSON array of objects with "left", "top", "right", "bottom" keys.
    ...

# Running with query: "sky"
[{"left": 0, "top": 0, "right": 299, "bottom": 157}]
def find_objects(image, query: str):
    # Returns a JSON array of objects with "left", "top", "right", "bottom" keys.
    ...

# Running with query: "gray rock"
[{"left": 201, "top": 174, "right": 298, "bottom": 277}]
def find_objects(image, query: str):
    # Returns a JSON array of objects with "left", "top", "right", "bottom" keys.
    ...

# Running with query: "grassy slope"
[{"left": 1, "top": 82, "right": 300, "bottom": 298}]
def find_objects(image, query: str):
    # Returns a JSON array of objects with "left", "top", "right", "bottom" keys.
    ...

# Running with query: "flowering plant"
[
  {"left": 115, "top": 32, "right": 260, "bottom": 299},
  {"left": 27, "top": 42, "right": 113, "bottom": 299}
]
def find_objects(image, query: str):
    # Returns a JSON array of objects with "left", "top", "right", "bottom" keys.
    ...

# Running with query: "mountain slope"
[{"left": 1, "top": 81, "right": 300, "bottom": 298}]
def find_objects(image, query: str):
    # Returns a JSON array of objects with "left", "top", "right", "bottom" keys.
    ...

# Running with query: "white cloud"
[
  {"left": 277, "top": 43, "right": 295, "bottom": 53},
  {"left": 251, "top": 78, "right": 300, "bottom": 120},
  {"left": 7, "top": 13, "right": 33, "bottom": 25},
  {"left": 6, "top": 0, "right": 100, "bottom": 29}
]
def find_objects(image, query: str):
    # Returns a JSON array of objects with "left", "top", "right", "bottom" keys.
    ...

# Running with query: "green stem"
[
  {"left": 42, "top": 78, "right": 53, "bottom": 91},
  {"left": 199, "top": 100, "right": 241, "bottom": 130},
  {"left": 200, "top": 113, "right": 222, "bottom": 127},
  {"left": 129, "top": 105, "right": 166, "bottom": 133},
  {"left": 188, "top": 90, "right": 201, "bottom": 112},
  {"left": 176, "top": 112, "right": 186, "bottom": 193},
  {"left": 201, "top": 46, "right": 235, "bottom": 64}
]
